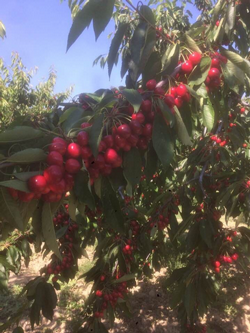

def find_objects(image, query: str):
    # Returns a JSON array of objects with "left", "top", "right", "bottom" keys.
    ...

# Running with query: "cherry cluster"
[
  {"left": 94, "top": 281, "right": 128, "bottom": 318},
  {"left": 46, "top": 205, "right": 78, "bottom": 282}
]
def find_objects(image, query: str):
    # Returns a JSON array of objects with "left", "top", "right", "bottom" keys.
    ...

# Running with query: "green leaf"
[
  {"left": 142, "top": 51, "right": 162, "bottom": 87},
  {"left": 0, "top": 179, "right": 29, "bottom": 192},
  {"left": 108, "top": 303, "right": 115, "bottom": 328},
  {"left": 93, "top": 0, "right": 115, "bottom": 40},
  {"left": 173, "top": 215, "right": 194, "bottom": 241},
  {"left": 184, "top": 282, "right": 196, "bottom": 317},
  {"left": 123, "top": 148, "right": 142, "bottom": 187},
  {"left": 108, "top": 23, "right": 129, "bottom": 78},
  {"left": 112, "top": 274, "right": 135, "bottom": 283},
  {"left": 101, "top": 177, "right": 125, "bottom": 233},
  {"left": 157, "top": 99, "right": 175, "bottom": 128},
  {"left": 56, "top": 225, "right": 68, "bottom": 239},
  {"left": 6, "top": 149, "right": 46, "bottom": 164},
  {"left": 152, "top": 113, "right": 174, "bottom": 168},
  {"left": 202, "top": 98, "right": 215, "bottom": 132},
  {"left": 188, "top": 57, "right": 211, "bottom": 87},
  {"left": 162, "top": 43, "right": 180, "bottom": 75},
  {"left": 61, "top": 107, "right": 85, "bottom": 133},
  {"left": 94, "top": 176, "right": 102, "bottom": 198},
  {"left": 6, "top": 246, "right": 21, "bottom": 274},
  {"left": 59, "top": 106, "right": 82, "bottom": 124},
  {"left": 0, "top": 187, "right": 23, "bottom": 230},
  {"left": 15, "top": 171, "right": 43, "bottom": 181},
  {"left": 140, "top": 5, "right": 155, "bottom": 25},
  {"left": 67, "top": 0, "right": 96, "bottom": 51},
  {"left": 42, "top": 203, "right": 62, "bottom": 260},
  {"left": 129, "top": 21, "right": 148, "bottom": 82},
  {"left": 21, "top": 199, "right": 39, "bottom": 230},
  {"left": 121, "top": 89, "right": 142, "bottom": 113},
  {"left": 226, "top": 3, "right": 236, "bottom": 30},
  {"left": 73, "top": 171, "right": 95, "bottom": 210},
  {"left": 0, "top": 264, "right": 8, "bottom": 291},
  {"left": 174, "top": 107, "right": 192, "bottom": 146},
  {"left": 220, "top": 47, "right": 250, "bottom": 77},
  {"left": 12, "top": 327, "right": 24, "bottom": 333},
  {"left": 199, "top": 219, "right": 213, "bottom": 248},
  {"left": 144, "top": 143, "right": 158, "bottom": 181},
  {"left": 89, "top": 113, "right": 104, "bottom": 157},
  {"left": 0, "top": 126, "right": 43, "bottom": 144},
  {"left": 138, "top": 27, "right": 156, "bottom": 76},
  {"left": 183, "top": 34, "right": 201, "bottom": 53}
]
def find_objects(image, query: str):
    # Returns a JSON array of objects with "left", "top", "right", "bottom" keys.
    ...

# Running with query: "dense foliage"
[{"left": 1, "top": 0, "right": 250, "bottom": 332}]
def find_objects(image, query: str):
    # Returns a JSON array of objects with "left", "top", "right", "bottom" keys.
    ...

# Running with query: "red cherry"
[
  {"left": 64, "top": 172, "right": 74, "bottom": 185},
  {"left": 115, "top": 135, "right": 126, "bottom": 148},
  {"left": 205, "top": 77, "right": 211, "bottom": 85},
  {"left": 28, "top": 175, "right": 47, "bottom": 193},
  {"left": 154, "top": 87, "right": 165, "bottom": 96},
  {"left": 208, "top": 67, "right": 220, "bottom": 79},
  {"left": 214, "top": 261, "right": 221, "bottom": 268},
  {"left": 104, "top": 149, "right": 119, "bottom": 164},
  {"left": 112, "top": 155, "right": 122, "bottom": 168},
  {"left": 142, "top": 123, "right": 153, "bottom": 137},
  {"left": 210, "top": 77, "right": 221, "bottom": 88},
  {"left": 170, "top": 87, "right": 177, "bottom": 97},
  {"left": 231, "top": 253, "right": 238, "bottom": 261},
  {"left": 47, "top": 267, "right": 53, "bottom": 275},
  {"left": 81, "top": 146, "right": 92, "bottom": 159},
  {"left": 141, "top": 100, "right": 152, "bottom": 113},
  {"left": 164, "top": 94, "right": 175, "bottom": 108},
  {"left": 176, "top": 84, "right": 188, "bottom": 97},
  {"left": 88, "top": 168, "right": 99, "bottom": 179},
  {"left": 123, "top": 143, "right": 131, "bottom": 152},
  {"left": 52, "top": 137, "right": 67, "bottom": 144},
  {"left": 47, "top": 151, "right": 63, "bottom": 166},
  {"left": 103, "top": 135, "right": 114, "bottom": 148},
  {"left": 117, "top": 124, "right": 131, "bottom": 139},
  {"left": 146, "top": 79, "right": 157, "bottom": 90},
  {"left": 146, "top": 111, "right": 155, "bottom": 123},
  {"left": 80, "top": 122, "right": 91, "bottom": 129},
  {"left": 67, "top": 143, "right": 81, "bottom": 158},
  {"left": 49, "top": 141, "right": 67, "bottom": 155},
  {"left": 128, "top": 134, "right": 139, "bottom": 147},
  {"left": 18, "top": 191, "right": 35, "bottom": 202},
  {"left": 211, "top": 57, "right": 220, "bottom": 68},
  {"left": 77, "top": 131, "right": 89, "bottom": 147},
  {"left": 94, "top": 312, "right": 100, "bottom": 318},
  {"left": 44, "top": 165, "right": 64, "bottom": 184},
  {"left": 216, "top": 20, "right": 220, "bottom": 27},
  {"left": 101, "top": 164, "right": 112, "bottom": 175},
  {"left": 125, "top": 105, "right": 134, "bottom": 115},
  {"left": 65, "top": 159, "right": 81, "bottom": 174},
  {"left": 174, "top": 97, "right": 183, "bottom": 108},
  {"left": 182, "top": 92, "right": 191, "bottom": 102},
  {"left": 130, "top": 120, "right": 142, "bottom": 135},
  {"left": 8, "top": 188, "right": 18, "bottom": 199},
  {"left": 240, "top": 107, "right": 245, "bottom": 114},
  {"left": 49, "top": 179, "right": 66, "bottom": 194},
  {"left": 215, "top": 267, "right": 220, "bottom": 273},
  {"left": 134, "top": 112, "right": 145, "bottom": 124},
  {"left": 98, "top": 140, "right": 107, "bottom": 152},
  {"left": 95, "top": 154, "right": 105, "bottom": 169},
  {"left": 189, "top": 52, "right": 202, "bottom": 66},
  {"left": 181, "top": 61, "right": 193, "bottom": 74},
  {"left": 137, "top": 137, "right": 148, "bottom": 150}
]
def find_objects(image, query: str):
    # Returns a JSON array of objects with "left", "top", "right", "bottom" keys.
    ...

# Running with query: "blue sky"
[{"left": 1, "top": 0, "right": 199, "bottom": 96}]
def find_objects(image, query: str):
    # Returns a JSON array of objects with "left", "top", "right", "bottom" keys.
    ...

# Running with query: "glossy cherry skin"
[
  {"left": 47, "top": 151, "right": 63, "bottom": 166},
  {"left": 77, "top": 131, "right": 89, "bottom": 147},
  {"left": 28, "top": 175, "right": 47, "bottom": 193},
  {"left": 65, "top": 159, "right": 81, "bottom": 174}
]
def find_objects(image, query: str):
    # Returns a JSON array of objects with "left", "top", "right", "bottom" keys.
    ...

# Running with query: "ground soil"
[{"left": 1, "top": 244, "right": 250, "bottom": 333}]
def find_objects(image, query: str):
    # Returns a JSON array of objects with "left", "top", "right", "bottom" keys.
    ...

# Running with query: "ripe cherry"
[
  {"left": 174, "top": 97, "right": 183, "bottom": 108},
  {"left": 141, "top": 100, "right": 152, "bottom": 113},
  {"left": 98, "top": 140, "right": 107, "bottom": 152},
  {"left": 176, "top": 84, "right": 188, "bottom": 97},
  {"left": 128, "top": 134, "right": 139, "bottom": 147},
  {"left": 47, "top": 151, "right": 63, "bottom": 166},
  {"left": 137, "top": 137, "right": 148, "bottom": 150},
  {"left": 49, "top": 179, "right": 66, "bottom": 193},
  {"left": 18, "top": 191, "right": 35, "bottom": 202},
  {"left": 28, "top": 175, "right": 47, "bottom": 193},
  {"left": 215, "top": 267, "right": 220, "bottom": 273},
  {"left": 95, "top": 290, "right": 103, "bottom": 297},
  {"left": 103, "top": 135, "right": 114, "bottom": 148},
  {"left": 101, "top": 164, "right": 112, "bottom": 175},
  {"left": 214, "top": 261, "right": 221, "bottom": 268},
  {"left": 80, "top": 122, "right": 91, "bottom": 129},
  {"left": 95, "top": 154, "right": 105, "bottom": 169},
  {"left": 117, "top": 124, "right": 131, "bottom": 139},
  {"left": 146, "top": 79, "right": 157, "bottom": 90},
  {"left": 8, "top": 187, "right": 18, "bottom": 199},
  {"left": 132, "top": 112, "right": 145, "bottom": 124},
  {"left": 67, "top": 143, "right": 81, "bottom": 158},
  {"left": 44, "top": 165, "right": 64, "bottom": 184},
  {"left": 130, "top": 120, "right": 142, "bottom": 135},
  {"left": 189, "top": 52, "right": 202, "bottom": 66},
  {"left": 104, "top": 148, "right": 119, "bottom": 164},
  {"left": 211, "top": 57, "right": 220, "bottom": 68},
  {"left": 112, "top": 155, "right": 122, "bottom": 168},
  {"left": 81, "top": 146, "right": 92, "bottom": 159},
  {"left": 170, "top": 87, "right": 177, "bottom": 97},
  {"left": 49, "top": 141, "right": 67, "bottom": 155},
  {"left": 154, "top": 87, "right": 165, "bottom": 96},
  {"left": 142, "top": 123, "right": 153, "bottom": 137},
  {"left": 65, "top": 159, "right": 81, "bottom": 174},
  {"left": 115, "top": 135, "right": 126, "bottom": 148},
  {"left": 182, "top": 92, "right": 191, "bottom": 102},
  {"left": 164, "top": 94, "right": 175, "bottom": 108},
  {"left": 208, "top": 67, "right": 220, "bottom": 79},
  {"left": 181, "top": 61, "right": 193, "bottom": 74},
  {"left": 77, "top": 131, "right": 89, "bottom": 146},
  {"left": 231, "top": 253, "right": 239, "bottom": 261},
  {"left": 240, "top": 107, "right": 245, "bottom": 113}
]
